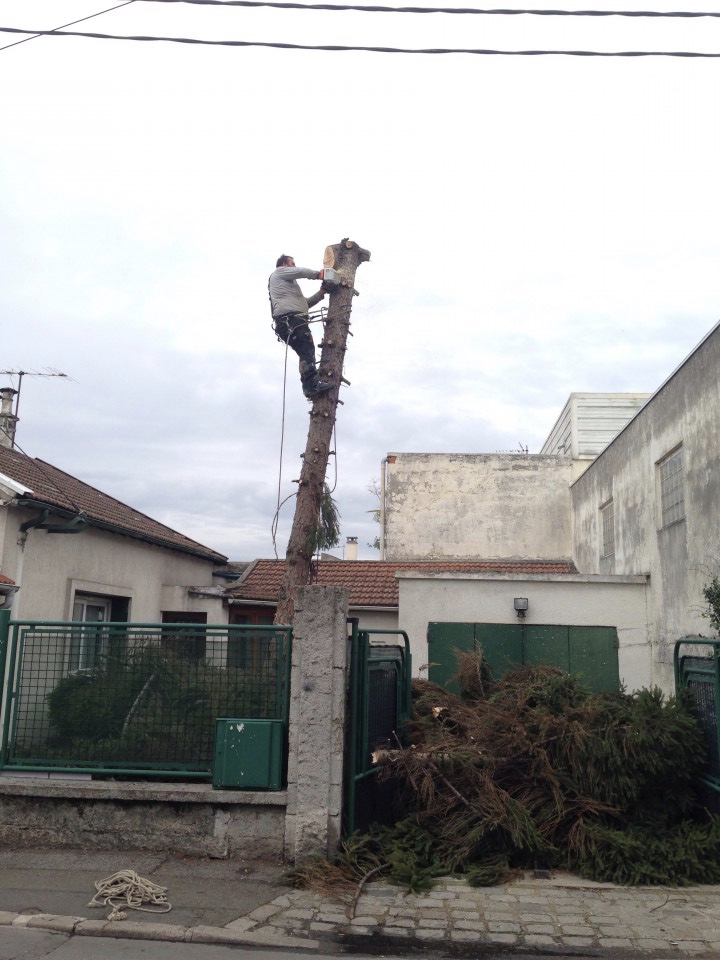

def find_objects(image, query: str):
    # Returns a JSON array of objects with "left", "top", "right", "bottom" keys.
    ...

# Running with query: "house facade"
[{"left": 0, "top": 444, "right": 228, "bottom": 627}]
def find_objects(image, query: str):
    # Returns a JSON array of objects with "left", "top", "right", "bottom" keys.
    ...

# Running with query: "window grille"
[
  {"left": 601, "top": 499, "right": 615, "bottom": 558},
  {"left": 659, "top": 448, "right": 685, "bottom": 527}
]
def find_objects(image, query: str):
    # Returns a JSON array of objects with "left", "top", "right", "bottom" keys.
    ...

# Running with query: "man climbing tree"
[
  {"left": 268, "top": 255, "right": 332, "bottom": 399},
  {"left": 274, "top": 238, "right": 370, "bottom": 626}
]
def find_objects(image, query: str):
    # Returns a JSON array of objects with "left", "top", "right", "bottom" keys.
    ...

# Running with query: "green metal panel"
[
  {"left": 427, "top": 622, "right": 475, "bottom": 690},
  {"left": 524, "top": 625, "right": 570, "bottom": 672},
  {"left": 213, "top": 718, "right": 284, "bottom": 790},
  {"left": 674, "top": 639, "right": 720, "bottom": 793},
  {"left": 473, "top": 623, "right": 523, "bottom": 679},
  {"left": 568, "top": 626, "right": 620, "bottom": 693},
  {"left": 428, "top": 621, "right": 620, "bottom": 694},
  {"left": 346, "top": 625, "right": 412, "bottom": 835}
]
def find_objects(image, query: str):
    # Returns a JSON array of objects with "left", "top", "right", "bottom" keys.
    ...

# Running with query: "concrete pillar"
[{"left": 284, "top": 585, "right": 349, "bottom": 863}]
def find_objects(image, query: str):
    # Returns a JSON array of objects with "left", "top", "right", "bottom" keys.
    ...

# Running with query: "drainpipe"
[
  {"left": 379, "top": 457, "right": 390, "bottom": 560},
  {"left": 11, "top": 528, "right": 28, "bottom": 619}
]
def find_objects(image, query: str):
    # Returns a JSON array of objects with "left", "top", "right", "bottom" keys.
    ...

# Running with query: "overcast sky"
[{"left": 1, "top": 0, "right": 719, "bottom": 562}]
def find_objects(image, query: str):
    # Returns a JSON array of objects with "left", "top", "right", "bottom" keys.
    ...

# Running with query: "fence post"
[
  {"left": 284, "top": 585, "right": 349, "bottom": 863},
  {"left": 0, "top": 609, "right": 10, "bottom": 767}
]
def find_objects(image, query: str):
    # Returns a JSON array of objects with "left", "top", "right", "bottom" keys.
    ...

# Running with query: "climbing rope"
[
  {"left": 271, "top": 338, "right": 292, "bottom": 559},
  {"left": 88, "top": 869, "right": 172, "bottom": 921}
]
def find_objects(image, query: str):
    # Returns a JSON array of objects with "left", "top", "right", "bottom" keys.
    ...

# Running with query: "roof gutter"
[
  {"left": 226, "top": 597, "right": 399, "bottom": 613},
  {"left": 15, "top": 498, "right": 226, "bottom": 564}
]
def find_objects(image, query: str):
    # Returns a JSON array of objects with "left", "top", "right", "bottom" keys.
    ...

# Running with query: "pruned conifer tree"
[{"left": 274, "top": 238, "right": 370, "bottom": 626}]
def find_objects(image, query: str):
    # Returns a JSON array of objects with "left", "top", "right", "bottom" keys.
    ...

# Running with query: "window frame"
[
  {"left": 600, "top": 498, "right": 615, "bottom": 559},
  {"left": 658, "top": 446, "right": 685, "bottom": 529},
  {"left": 70, "top": 594, "right": 112, "bottom": 672}
]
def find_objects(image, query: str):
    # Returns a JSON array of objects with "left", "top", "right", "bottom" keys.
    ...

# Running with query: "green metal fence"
[
  {"left": 346, "top": 622, "right": 412, "bottom": 835},
  {"left": 674, "top": 636, "right": 720, "bottom": 796},
  {"left": 0, "top": 611, "right": 291, "bottom": 780}
]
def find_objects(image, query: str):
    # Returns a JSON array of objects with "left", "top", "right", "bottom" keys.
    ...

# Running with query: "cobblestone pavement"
[
  {"left": 227, "top": 873, "right": 720, "bottom": 956},
  {"left": 3, "top": 851, "right": 720, "bottom": 956}
]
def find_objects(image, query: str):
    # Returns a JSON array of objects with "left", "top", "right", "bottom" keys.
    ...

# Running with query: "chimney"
[
  {"left": 0, "top": 388, "right": 18, "bottom": 449},
  {"left": 345, "top": 536, "right": 358, "bottom": 561}
]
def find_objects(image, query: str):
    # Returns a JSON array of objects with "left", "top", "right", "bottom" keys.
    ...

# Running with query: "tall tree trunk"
[{"left": 274, "top": 238, "right": 370, "bottom": 626}]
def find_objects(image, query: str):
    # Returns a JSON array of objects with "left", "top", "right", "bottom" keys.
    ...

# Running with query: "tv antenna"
[{"left": 0, "top": 368, "right": 72, "bottom": 421}]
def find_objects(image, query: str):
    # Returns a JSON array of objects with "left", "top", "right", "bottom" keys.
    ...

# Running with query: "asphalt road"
[{"left": 0, "top": 928, "right": 594, "bottom": 960}]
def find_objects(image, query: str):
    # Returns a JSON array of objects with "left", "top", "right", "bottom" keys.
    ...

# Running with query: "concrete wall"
[
  {"left": 0, "top": 780, "right": 286, "bottom": 859},
  {"left": 0, "top": 507, "right": 223, "bottom": 623},
  {"left": 571, "top": 323, "right": 720, "bottom": 692},
  {"left": 397, "top": 572, "right": 649, "bottom": 692},
  {"left": 382, "top": 453, "right": 573, "bottom": 561}
]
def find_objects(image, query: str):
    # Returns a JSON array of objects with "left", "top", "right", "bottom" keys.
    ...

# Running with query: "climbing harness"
[
  {"left": 271, "top": 308, "right": 326, "bottom": 345},
  {"left": 88, "top": 869, "right": 171, "bottom": 921}
]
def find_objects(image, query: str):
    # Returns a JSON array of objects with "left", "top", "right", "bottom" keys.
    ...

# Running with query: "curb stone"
[{"left": 3, "top": 911, "right": 321, "bottom": 951}]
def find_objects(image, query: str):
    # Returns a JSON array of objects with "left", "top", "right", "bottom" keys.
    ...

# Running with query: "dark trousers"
[{"left": 273, "top": 313, "right": 317, "bottom": 386}]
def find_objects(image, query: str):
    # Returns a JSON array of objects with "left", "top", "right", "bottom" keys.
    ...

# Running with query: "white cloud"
[{"left": 1, "top": 0, "right": 719, "bottom": 561}]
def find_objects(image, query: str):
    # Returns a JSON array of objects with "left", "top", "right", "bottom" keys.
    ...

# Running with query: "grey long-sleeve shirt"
[{"left": 268, "top": 266, "right": 323, "bottom": 318}]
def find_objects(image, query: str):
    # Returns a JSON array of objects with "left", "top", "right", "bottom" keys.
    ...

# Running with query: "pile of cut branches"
[{"left": 321, "top": 653, "right": 720, "bottom": 892}]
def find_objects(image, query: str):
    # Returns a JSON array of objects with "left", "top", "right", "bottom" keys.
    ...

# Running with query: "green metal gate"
[
  {"left": 346, "top": 621, "right": 412, "bottom": 834},
  {"left": 675, "top": 637, "right": 720, "bottom": 797},
  {"left": 428, "top": 622, "right": 620, "bottom": 693}
]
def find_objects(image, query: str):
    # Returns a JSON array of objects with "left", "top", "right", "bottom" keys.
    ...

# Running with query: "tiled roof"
[
  {"left": 0, "top": 572, "right": 15, "bottom": 585},
  {"left": 227, "top": 559, "right": 578, "bottom": 608},
  {"left": 0, "top": 446, "right": 226, "bottom": 563}
]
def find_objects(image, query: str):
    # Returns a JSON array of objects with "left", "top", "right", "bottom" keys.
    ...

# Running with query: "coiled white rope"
[{"left": 88, "top": 869, "right": 172, "bottom": 921}]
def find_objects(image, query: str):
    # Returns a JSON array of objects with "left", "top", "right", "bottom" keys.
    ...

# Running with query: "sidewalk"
[{"left": 1, "top": 847, "right": 719, "bottom": 956}]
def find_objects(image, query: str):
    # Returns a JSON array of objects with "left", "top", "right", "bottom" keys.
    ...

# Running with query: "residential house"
[{"left": 0, "top": 442, "right": 229, "bottom": 628}]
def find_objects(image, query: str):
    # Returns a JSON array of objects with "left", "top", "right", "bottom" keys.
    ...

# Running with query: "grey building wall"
[
  {"left": 382, "top": 453, "right": 573, "bottom": 562},
  {"left": 571, "top": 323, "right": 720, "bottom": 691}
]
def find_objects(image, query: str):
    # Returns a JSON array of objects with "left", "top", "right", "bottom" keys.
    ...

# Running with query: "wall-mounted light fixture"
[{"left": 514, "top": 597, "right": 529, "bottom": 619}]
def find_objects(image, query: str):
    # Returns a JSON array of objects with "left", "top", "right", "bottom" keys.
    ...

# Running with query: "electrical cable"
[
  {"left": 0, "top": 425, "right": 86, "bottom": 517},
  {"left": 129, "top": 0, "right": 720, "bottom": 18},
  {"left": 2, "top": 26, "right": 718, "bottom": 55},
  {"left": 271, "top": 338, "right": 295, "bottom": 559},
  {"left": 0, "top": 2, "right": 135, "bottom": 53}
]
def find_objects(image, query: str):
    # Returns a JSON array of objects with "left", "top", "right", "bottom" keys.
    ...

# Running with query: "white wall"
[
  {"left": 571, "top": 324, "right": 720, "bottom": 692},
  {"left": 382, "top": 453, "right": 573, "bottom": 561},
  {"left": 397, "top": 572, "right": 650, "bottom": 692},
  {"left": 350, "top": 608, "right": 399, "bottom": 633},
  {"left": 1, "top": 507, "right": 223, "bottom": 623}
]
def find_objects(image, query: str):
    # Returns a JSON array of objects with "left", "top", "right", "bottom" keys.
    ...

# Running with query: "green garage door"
[{"left": 428, "top": 622, "right": 619, "bottom": 694}]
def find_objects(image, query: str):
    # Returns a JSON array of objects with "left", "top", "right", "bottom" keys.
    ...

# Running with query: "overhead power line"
[
  {"left": 127, "top": 1, "right": 720, "bottom": 16},
  {"left": 0, "top": 1, "right": 134, "bottom": 52},
  {"left": 1, "top": 26, "right": 719, "bottom": 55},
  {"left": 129, "top": 0, "right": 720, "bottom": 19}
]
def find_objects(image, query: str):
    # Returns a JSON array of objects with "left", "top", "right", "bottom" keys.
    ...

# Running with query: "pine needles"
[{"left": 348, "top": 654, "right": 720, "bottom": 889}]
